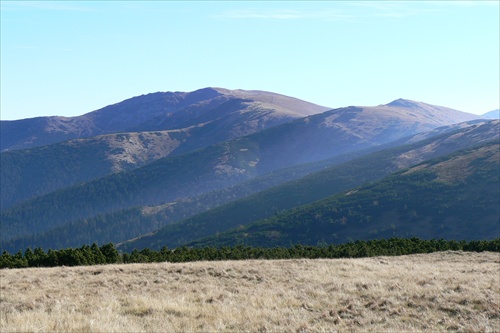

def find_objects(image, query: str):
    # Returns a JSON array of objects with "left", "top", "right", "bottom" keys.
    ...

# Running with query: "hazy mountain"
[
  {"left": 117, "top": 120, "right": 499, "bottom": 251},
  {"left": 0, "top": 130, "right": 189, "bottom": 208},
  {"left": 2, "top": 98, "right": 474, "bottom": 236},
  {"left": 383, "top": 98, "right": 479, "bottom": 124},
  {"left": 4, "top": 120, "right": 498, "bottom": 252},
  {"left": 0, "top": 87, "right": 329, "bottom": 152},
  {"left": 481, "top": 109, "right": 500, "bottom": 119},
  {"left": 186, "top": 140, "right": 500, "bottom": 248},
  {"left": 0, "top": 94, "right": 485, "bottom": 251},
  {"left": 1, "top": 89, "right": 329, "bottom": 208}
]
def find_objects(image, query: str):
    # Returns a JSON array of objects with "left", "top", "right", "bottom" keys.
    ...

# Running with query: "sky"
[{"left": 1, "top": 1, "right": 499, "bottom": 120}]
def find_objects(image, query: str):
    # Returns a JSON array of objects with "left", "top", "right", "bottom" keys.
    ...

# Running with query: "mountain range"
[
  {"left": 118, "top": 119, "right": 499, "bottom": 251},
  {"left": 0, "top": 88, "right": 498, "bottom": 253},
  {"left": 0, "top": 88, "right": 328, "bottom": 152},
  {"left": 1, "top": 88, "right": 328, "bottom": 208}
]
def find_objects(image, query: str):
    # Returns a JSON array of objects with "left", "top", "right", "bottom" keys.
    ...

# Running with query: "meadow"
[{"left": 1, "top": 251, "right": 499, "bottom": 332}]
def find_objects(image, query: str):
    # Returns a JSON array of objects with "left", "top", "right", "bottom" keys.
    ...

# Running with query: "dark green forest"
[
  {"left": 1, "top": 238, "right": 499, "bottom": 269},
  {"left": 2, "top": 122, "right": 497, "bottom": 253},
  {"left": 124, "top": 141, "right": 500, "bottom": 250}
]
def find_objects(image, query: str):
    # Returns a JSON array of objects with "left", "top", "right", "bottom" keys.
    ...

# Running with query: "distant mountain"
[
  {"left": 117, "top": 120, "right": 499, "bottom": 251},
  {"left": 0, "top": 92, "right": 487, "bottom": 252},
  {"left": 233, "top": 98, "right": 480, "bottom": 172},
  {"left": 187, "top": 140, "right": 500, "bottom": 248},
  {"left": 1, "top": 98, "right": 479, "bottom": 236},
  {"left": 0, "top": 130, "right": 188, "bottom": 208},
  {"left": 0, "top": 87, "right": 329, "bottom": 152},
  {"left": 481, "top": 109, "right": 500, "bottom": 119},
  {"left": 4, "top": 120, "right": 498, "bottom": 252},
  {"left": 1, "top": 89, "right": 329, "bottom": 208},
  {"left": 383, "top": 98, "right": 479, "bottom": 124}
]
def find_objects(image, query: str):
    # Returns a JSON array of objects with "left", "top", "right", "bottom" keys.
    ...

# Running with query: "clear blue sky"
[{"left": 1, "top": 1, "right": 499, "bottom": 120}]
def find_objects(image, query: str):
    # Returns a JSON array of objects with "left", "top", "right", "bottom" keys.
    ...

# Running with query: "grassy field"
[{"left": 1, "top": 251, "right": 499, "bottom": 332}]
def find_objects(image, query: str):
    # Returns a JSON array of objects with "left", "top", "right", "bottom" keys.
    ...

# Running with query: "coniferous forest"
[{"left": 1, "top": 237, "right": 499, "bottom": 269}]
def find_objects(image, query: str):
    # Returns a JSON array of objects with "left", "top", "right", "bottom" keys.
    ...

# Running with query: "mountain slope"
[
  {"left": 0, "top": 87, "right": 329, "bottom": 152},
  {"left": 117, "top": 120, "right": 499, "bottom": 251},
  {"left": 245, "top": 99, "right": 479, "bottom": 171},
  {"left": 1, "top": 90, "right": 329, "bottom": 208},
  {"left": 0, "top": 130, "right": 190, "bottom": 209},
  {"left": 3, "top": 120, "right": 497, "bottom": 252},
  {"left": 383, "top": 98, "right": 479, "bottom": 124},
  {"left": 188, "top": 141, "right": 500, "bottom": 248},
  {"left": 0, "top": 98, "right": 482, "bottom": 249}
]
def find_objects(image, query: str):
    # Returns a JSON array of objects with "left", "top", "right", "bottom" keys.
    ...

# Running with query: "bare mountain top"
[
  {"left": 308, "top": 100, "right": 480, "bottom": 155},
  {"left": 0, "top": 88, "right": 329, "bottom": 151},
  {"left": 383, "top": 98, "right": 480, "bottom": 124},
  {"left": 210, "top": 88, "right": 327, "bottom": 117}
]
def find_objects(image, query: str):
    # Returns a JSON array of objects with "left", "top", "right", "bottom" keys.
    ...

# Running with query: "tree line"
[{"left": 1, "top": 237, "right": 499, "bottom": 269}]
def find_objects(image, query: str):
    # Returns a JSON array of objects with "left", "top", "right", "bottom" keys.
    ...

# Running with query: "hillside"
[
  {"left": 187, "top": 140, "right": 499, "bottom": 248},
  {"left": 0, "top": 95, "right": 484, "bottom": 252},
  {"left": 1, "top": 89, "right": 328, "bottom": 208},
  {"left": 0, "top": 130, "right": 190, "bottom": 208},
  {"left": 4, "top": 120, "right": 497, "bottom": 253},
  {"left": 0, "top": 87, "right": 329, "bottom": 152},
  {"left": 1, "top": 96, "right": 479, "bottom": 210},
  {"left": 118, "top": 120, "right": 499, "bottom": 251}
]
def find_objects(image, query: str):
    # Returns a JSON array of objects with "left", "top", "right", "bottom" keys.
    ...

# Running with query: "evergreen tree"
[
  {"left": 90, "top": 243, "right": 106, "bottom": 264},
  {"left": 101, "top": 243, "right": 120, "bottom": 264}
]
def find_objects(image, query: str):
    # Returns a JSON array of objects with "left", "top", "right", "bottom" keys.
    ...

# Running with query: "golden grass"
[{"left": 1, "top": 251, "right": 499, "bottom": 332}]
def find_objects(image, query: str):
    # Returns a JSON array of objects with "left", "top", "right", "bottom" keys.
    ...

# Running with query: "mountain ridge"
[
  {"left": 0, "top": 87, "right": 329, "bottom": 152},
  {"left": 0, "top": 89, "right": 494, "bottom": 253},
  {"left": 481, "top": 109, "right": 500, "bottom": 119},
  {"left": 1, "top": 90, "right": 329, "bottom": 208},
  {"left": 3, "top": 119, "right": 497, "bottom": 252},
  {"left": 2, "top": 95, "right": 480, "bottom": 209}
]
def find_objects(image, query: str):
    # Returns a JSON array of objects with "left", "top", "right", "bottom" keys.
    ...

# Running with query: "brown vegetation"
[{"left": 1, "top": 251, "right": 499, "bottom": 332}]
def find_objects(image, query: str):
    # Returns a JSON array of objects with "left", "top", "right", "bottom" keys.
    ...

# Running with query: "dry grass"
[{"left": 1, "top": 251, "right": 499, "bottom": 332}]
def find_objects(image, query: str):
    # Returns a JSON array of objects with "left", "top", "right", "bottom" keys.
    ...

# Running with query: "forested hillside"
[
  {"left": 0, "top": 89, "right": 492, "bottom": 254},
  {"left": 2, "top": 120, "right": 497, "bottom": 253},
  {"left": 119, "top": 121, "right": 499, "bottom": 251},
  {"left": 1, "top": 89, "right": 328, "bottom": 208},
  {"left": 187, "top": 141, "right": 500, "bottom": 248}
]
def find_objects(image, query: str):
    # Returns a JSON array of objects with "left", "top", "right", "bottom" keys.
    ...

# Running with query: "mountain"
[
  {"left": 186, "top": 140, "right": 500, "bottom": 248},
  {"left": 383, "top": 98, "right": 479, "bottom": 124},
  {"left": 3, "top": 120, "right": 497, "bottom": 253},
  {"left": 1, "top": 99, "right": 477, "bottom": 225},
  {"left": 117, "top": 120, "right": 499, "bottom": 251},
  {"left": 0, "top": 93, "right": 485, "bottom": 251},
  {"left": 0, "top": 87, "right": 329, "bottom": 152},
  {"left": 481, "top": 109, "right": 500, "bottom": 119},
  {"left": 0, "top": 130, "right": 188, "bottom": 208},
  {"left": 1, "top": 89, "right": 329, "bottom": 208}
]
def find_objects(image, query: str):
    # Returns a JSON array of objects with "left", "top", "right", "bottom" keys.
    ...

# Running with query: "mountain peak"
[{"left": 385, "top": 98, "right": 424, "bottom": 108}]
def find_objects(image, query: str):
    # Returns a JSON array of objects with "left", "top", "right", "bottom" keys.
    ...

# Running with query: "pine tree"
[{"left": 100, "top": 243, "right": 120, "bottom": 264}]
